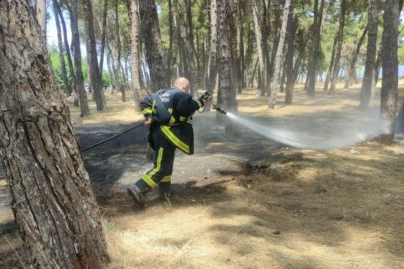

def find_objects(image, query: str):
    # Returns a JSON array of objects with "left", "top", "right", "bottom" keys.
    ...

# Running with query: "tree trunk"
[
  {"left": 83, "top": 0, "right": 105, "bottom": 111},
  {"left": 206, "top": 0, "right": 218, "bottom": 94},
  {"left": 99, "top": 0, "right": 108, "bottom": 79},
  {"left": 345, "top": 27, "right": 368, "bottom": 89},
  {"left": 285, "top": 5, "right": 295, "bottom": 104},
  {"left": 252, "top": 0, "right": 268, "bottom": 96},
  {"left": 185, "top": 0, "right": 198, "bottom": 94},
  {"left": 380, "top": 0, "right": 400, "bottom": 143},
  {"left": 107, "top": 50, "right": 117, "bottom": 92},
  {"left": 269, "top": 0, "right": 292, "bottom": 108},
  {"left": 323, "top": 30, "right": 338, "bottom": 92},
  {"left": 131, "top": 0, "right": 142, "bottom": 110},
  {"left": 328, "top": 0, "right": 347, "bottom": 94},
  {"left": 115, "top": 0, "right": 126, "bottom": 102},
  {"left": 268, "top": 0, "right": 280, "bottom": 88},
  {"left": 236, "top": 0, "right": 245, "bottom": 94},
  {"left": 36, "top": 0, "right": 47, "bottom": 40},
  {"left": 52, "top": 0, "right": 71, "bottom": 96},
  {"left": 360, "top": 0, "right": 379, "bottom": 108},
  {"left": 138, "top": 0, "right": 166, "bottom": 92},
  {"left": 55, "top": 0, "right": 76, "bottom": 104},
  {"left": 293, "top": 42, "right": 306, "bottom": 83},
  {"left": 0, "top": 2, "right": 110, "bottom": 268},
  {"left": 304, "top": 0, "right": 325, "bottom": 96},
  {"left": 166, "top": 0, "right": 174, "bottom": 86},
  {"left": 217, "top": 0, "right": 238, "bottom": 125},
  {"left": 66, "top": 0, "right": 90, "bottom": 117}
]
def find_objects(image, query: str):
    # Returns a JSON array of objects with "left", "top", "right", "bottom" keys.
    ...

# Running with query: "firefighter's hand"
[
  {"left": 200, "top": 92, "right": 213, "bottom": 102},
  {"left": 144, "top": 119, "right": 151, "bottom": 126}
]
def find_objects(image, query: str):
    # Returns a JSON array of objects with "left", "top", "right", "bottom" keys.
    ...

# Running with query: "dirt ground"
[{"left": 1, "top": 83, "right": 404, "bottom": 269}]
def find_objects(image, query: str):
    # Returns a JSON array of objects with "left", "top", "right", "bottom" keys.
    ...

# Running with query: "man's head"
[{"left": 174, "top": 77, "right": 190, "bottom": 93}]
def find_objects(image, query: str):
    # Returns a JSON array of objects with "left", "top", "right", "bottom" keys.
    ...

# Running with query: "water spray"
[
  {"left": 225, "top": 112, "right": 387, "bottom": 150},
  {"left": 201, "top": 92, "right": 386, "bottom": 150}
]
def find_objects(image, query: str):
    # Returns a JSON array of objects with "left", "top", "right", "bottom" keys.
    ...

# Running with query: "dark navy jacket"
[{"left": 140, "top": 88, "right": 204, "bottom": 155}]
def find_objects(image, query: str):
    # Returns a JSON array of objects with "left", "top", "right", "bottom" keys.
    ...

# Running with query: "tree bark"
[
  {"left": 83, "top": 0, "right": 105, "bottom": 111},
  {"left": 185, "top": 0, "right": 198, "bottom": 94},
  {"left": 285, "top": 5, "right": 295, "bottom": 104},
  {"left": 36, "top": 0, "right": 47, "bottom": 40},
  {"left": 115, "top": 0, "right": 126, "bottom": 102},
  {"left": 166, "top": 0, "right": 174, "bottom": 86},
  {"left": 131, "top": 0, "right": 142, "bottom": 110},
  {"left": 55, "top": 0, "right": 76, "bottom": 103},
  {"left": 52, "top": 0, "right": 71, "bottom": 96},
  {"left": 66, "top": 0, "right": 90, "bottom": 117},
  {"left": 345, "top": 27, "right": 368, "bottom": 89},
  {"left": 304, "top": 0, "right": 325, "bottom": 96},
  {"left": 0, "top": 2, "right": 110, "bottom": 268},
  {"left": 252, "top": 0, "right": 268, "bottom": 96},
  {"left": 360, "top": 0, "right": 379, "bottom": 108},
  {"left": 269, "top": 0, "right": 292, "bottom": 108},
  {"left": 328, "top": 0, "right": 347, "bottom": 94},
  {"left": 206, "top": 0, "right": 219, "bottom": 94},
  {"left": 236, "top": 0, "right": 245, "bottom": 93},
  {"left": 217, "top": 0, "right": 238, "bottom": 127},
  {"left": 323, "top": 29, "right": 338, "bottom": 92},
  {"left": 99, "top": 0, "right": 108, "bottom": 79},
  {"left": 138, "top": 0, "right": 166, "bottom": 92},
  {"left": 380, "top": 0, "right": 400, "bottom": 143}
]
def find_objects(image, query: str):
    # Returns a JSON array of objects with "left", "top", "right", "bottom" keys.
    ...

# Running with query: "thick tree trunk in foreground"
[
  {"left": 380, "top": 0, "right": 400, "bottom": 143},
  {"left": 0, "top": 2, "right": 110, "bottom": 268},
  {"left": 67, "top": 1, "right": 90, "bottom": 117},
  {"left": 360, "top": 0, "right": 378, "bottom": 108},
  {"left": 269, "top": 0, "right": 292, "bottom": 108},
  {"left": 83, "top": 0, "right": 105, "bottom": 110},
  {"left": 139, "top": 0, "right": 166, "bottom": 92}
]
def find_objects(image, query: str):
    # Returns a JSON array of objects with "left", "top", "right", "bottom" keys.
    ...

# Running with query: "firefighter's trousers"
[{"left": 136, "top": 128, "right": 175, "bottom": 192}]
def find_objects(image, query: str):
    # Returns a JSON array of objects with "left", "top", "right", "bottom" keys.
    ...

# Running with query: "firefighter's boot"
[{"left": 127, "top": 180, "right": 149, "bottom": 208}]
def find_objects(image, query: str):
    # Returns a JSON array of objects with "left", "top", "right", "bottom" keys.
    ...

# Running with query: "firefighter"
[{"left": 127, "top": 77, "right": 211, "bottom": 207}]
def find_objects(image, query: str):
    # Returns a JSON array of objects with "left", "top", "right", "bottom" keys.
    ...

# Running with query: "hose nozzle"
[{"left": 212, "top": 105, "right": 227, "bottom": 115}]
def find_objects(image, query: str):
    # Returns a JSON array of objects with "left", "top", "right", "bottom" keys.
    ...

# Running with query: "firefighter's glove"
[{"left": 200, "top": 91, "right": 213, "bottom": 103}]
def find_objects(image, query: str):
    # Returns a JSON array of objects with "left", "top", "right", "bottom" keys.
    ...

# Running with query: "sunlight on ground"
[{"left": 68, "top": 92, "right": 143, "bottom": 125}]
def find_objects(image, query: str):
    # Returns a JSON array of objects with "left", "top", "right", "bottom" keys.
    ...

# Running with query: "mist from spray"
[{"left": 226, "top": 112, "right": 387, "bottom": 150}]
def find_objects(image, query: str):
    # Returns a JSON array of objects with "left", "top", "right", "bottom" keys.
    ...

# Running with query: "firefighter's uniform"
[{"left": 134, "top": 88, "right": 204, "bottom": 198}]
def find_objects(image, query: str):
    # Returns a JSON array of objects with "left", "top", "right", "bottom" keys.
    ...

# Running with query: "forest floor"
[{"left": 1, "top": 82, "right": 404, "bottom": 269}]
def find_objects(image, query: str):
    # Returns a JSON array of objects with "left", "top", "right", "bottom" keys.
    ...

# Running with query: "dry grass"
[{"left": 68, "top": 92, "right": 143, "bottom": 125}]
